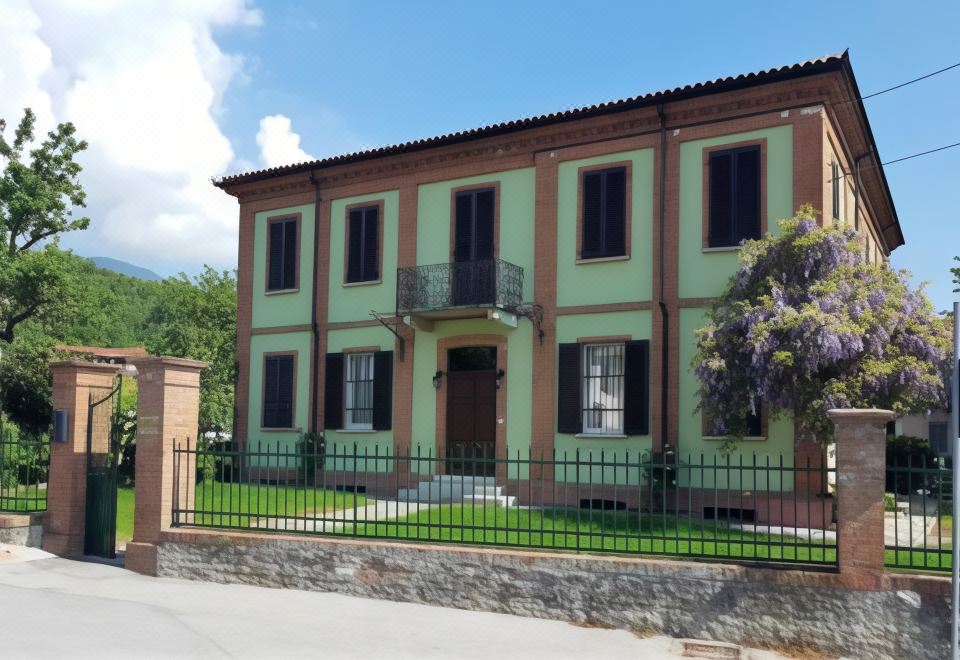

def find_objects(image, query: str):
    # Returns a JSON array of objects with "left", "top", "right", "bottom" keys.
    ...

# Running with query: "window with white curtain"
[
  {"left": 345, "top": 352, "right": 374, "bottom": 429},
  {"left": 582, "top": 343, "right": 624, "bottom": 434}
]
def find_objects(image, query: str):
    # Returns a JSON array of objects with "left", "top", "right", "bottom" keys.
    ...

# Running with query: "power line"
[
  {"left": 832, "top": 140, "right": 960, "bottom": 181},
  {"left": 860, "top": 61, "right": 960, "bottom": 100},
  {"left": 881, "top": 141, "right": 960, "bottom": 165}
]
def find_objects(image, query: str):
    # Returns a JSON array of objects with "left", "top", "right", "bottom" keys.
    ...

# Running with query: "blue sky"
[
  {"left": 215, "top": 1, "right": 960, "bottom": 310},
  {"left": 5, "top": 1, "right": 956, "bottom": 309}
]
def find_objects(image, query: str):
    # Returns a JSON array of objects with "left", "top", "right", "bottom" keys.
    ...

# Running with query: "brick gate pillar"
[
  {"left": 43, "top": 361, "right": 121, "bottom": 557},
  {"left": 827, "top": 408, "right": 894, "bottom": 588},
  {"left": 125, "top": 357, "right": 206, "bottom": 576}
]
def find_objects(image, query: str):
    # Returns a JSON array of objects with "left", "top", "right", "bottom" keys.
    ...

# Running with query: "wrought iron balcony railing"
[{"left": 396, "top": 258, "right": 524, "bottom": 316}]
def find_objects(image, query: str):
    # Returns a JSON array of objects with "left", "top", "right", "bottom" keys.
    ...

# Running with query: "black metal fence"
[
  {"left": 884, "top": 458, "right": 952, "bottom": 573},
  {"left": 0, "top": 425, "right": 49, "bottom": 513},
  {"left": 396, "top": 258, "right": 524, "bottom": 315},
  {"left": 172, "top": 441, "right": 837, "bottom": 567}
]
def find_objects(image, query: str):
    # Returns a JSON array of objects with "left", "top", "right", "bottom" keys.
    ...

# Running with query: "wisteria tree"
[{"left": 694, "top": 205, "right": 950, "bottom": 445}]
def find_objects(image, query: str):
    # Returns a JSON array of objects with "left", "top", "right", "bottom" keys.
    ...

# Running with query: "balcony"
[{"left": 396, "top": 258, "right": 524, "bottom": 321}]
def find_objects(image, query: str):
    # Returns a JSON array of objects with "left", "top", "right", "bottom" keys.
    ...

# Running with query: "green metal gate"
[{"left": 84, "top": 378, "right": 122, "bottom": 558}]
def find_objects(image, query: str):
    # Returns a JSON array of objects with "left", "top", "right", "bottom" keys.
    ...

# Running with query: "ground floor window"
[
  {"left": 325, "top": 350, "right": 393, "bottom": 431},
  {"left": 262, "top": 353, "right": 295, "bottom": 429},
  {"left": 345, "top": 352, "right": 375, "bottom": 429},
  {"left": 582, "top": 343, "right": 625, "bottom": 434}
]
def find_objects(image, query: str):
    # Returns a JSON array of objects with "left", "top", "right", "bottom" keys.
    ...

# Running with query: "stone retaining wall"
[{"left": 158, "top": 528, "right": 949, "bottom": 660}]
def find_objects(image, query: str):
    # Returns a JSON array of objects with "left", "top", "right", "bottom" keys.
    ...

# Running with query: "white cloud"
[
  {"left": 256, "top": 114, "right": 313, "bottom": 168},
  {"left": 0, "top": 0, "right": 261, "bottom": 274}
]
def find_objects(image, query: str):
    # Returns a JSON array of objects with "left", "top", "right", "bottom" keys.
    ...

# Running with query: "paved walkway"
[
  {"left": 250, "top": 499, "right": 433, "bottom": 532},
  {"left": 0, "top": 544, "right": 788, "bottom": 659},
  {"left": 884, "top": 496, "right": 945, "bottom": 548}
]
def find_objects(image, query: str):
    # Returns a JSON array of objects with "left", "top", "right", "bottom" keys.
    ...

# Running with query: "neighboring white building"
[{"left": 896, "top": 411, "right": 951, "bottom": 457}]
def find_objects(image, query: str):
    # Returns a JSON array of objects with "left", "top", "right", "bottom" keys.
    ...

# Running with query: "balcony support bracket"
[
  {"left": 517, "top": 303, "right": 545, "bottom": 345},
  {"left": 404, "top": 315, "right": 434, "bottom": 333},
  {"left": 486, "top": 309, "right": 518, "bottom": 329},
  {"left": 370, "top": 310, "right": 405, "bottom": 361}
]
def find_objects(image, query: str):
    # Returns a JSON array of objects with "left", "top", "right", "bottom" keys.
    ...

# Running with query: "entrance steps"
[{"left": 397, "top": 474, "right": 517, "bottom": 507}]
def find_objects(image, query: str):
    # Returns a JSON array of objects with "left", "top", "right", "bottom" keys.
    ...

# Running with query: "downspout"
[
  {"left": 308, "top": 171, "right": 321, "bottom": 434},
  {"left": 657, "top": 104, "right": 670, "bottom": 451}
]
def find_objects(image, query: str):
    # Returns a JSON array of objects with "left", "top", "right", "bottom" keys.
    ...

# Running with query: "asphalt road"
[{"left": 0, "top": 545, "right": 679, "bottom": 659}]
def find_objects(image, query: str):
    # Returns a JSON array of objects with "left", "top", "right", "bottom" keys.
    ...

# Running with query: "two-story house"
[{"left": 214, "top": 52, "right": 902, "bottom": 517}]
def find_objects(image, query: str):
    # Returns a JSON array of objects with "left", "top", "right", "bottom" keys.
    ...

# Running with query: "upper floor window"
[
  {"left": 557, "top": 339, "right": 649, "bottom": 436},
  {"left": 263, "top": 353, "right": 295, "bottom": 428},
  {"left": 581, "top": 166, "right": 627, "bottom": 259},
  {"left": 708, "top": 146, "right": 761, "bottom": 248},
  {"left": 454, "top": 187, "right": 495, "bottom": 263},
  {"left": 830, "top": 161, "right": 843, "bottom": 221},
  {"left": 346, "top": 205, "right": 380, "bottom": 283},
  {"left": 267, "top": 216, "right": 298, "bottom": 291}
]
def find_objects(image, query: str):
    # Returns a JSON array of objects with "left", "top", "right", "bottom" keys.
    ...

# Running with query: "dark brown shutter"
[
  {"left": 735, "top": 148, "right": 761, "bottom": 242},
  {"left": 557, "top": 343, "right": 582, "bottom": 434},
  {"left": 454, "top": 192, "right": 473, "bottom": 262},
  {"left": 324, "top": 353, "right": 344, "bottom": 430},
  {"left": 372, "top": 350, "right": 393, "bottom": 430},
  {"left": 281, "top": 220, "right": 297, "bottom": 289},
  {"left": 604, "top": 168, "right": 627, "bottom": 257},
  {"left": 474, "top": 189, "right": 495, "bottom": 260},
  {"left": 581, "top": 172, "right": 602, "bottom": 258},
  {"left": 262, "top": 356, "right": 280, "bottom": 427},
  {"left": 267, "top": 221, "right": 284, "bottom": 290},
  {"left": 363, "top": 206, "right": 379, "bottom": 280},
  {"left": 709, "top": 152, "right": 733, "bottom": 247},
  {"left": 623, "top": 340, "right": 649, "bottom": 435},
  {"left": 346, "top": 209, "right": 363, "bottom": 283},
  {"left": 276, "top": 355, "right": 294, "bottom": 428}
]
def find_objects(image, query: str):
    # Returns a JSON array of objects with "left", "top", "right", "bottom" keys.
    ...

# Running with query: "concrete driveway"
[
  {"left": 0, "top": 544, "right": 788, "bottom": 659},
  {"left": 0, "top": 545, "right": 663, "bottom": 659}
]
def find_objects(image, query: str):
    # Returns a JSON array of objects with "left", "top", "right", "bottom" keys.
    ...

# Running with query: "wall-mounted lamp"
[
  {"left": 495, "top": 368, "right": 505, "bottom": 389},
  {"left": 433, "top": 370, "right": 445, "bottom": 389}
]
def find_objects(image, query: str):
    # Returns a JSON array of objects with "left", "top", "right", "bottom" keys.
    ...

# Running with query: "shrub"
[
  {"left": 298, "top": 431, "right": 325, "bottom": 486},
  {"left": 886, "top": 434, "right": 940, "bottom": 495},
  {"left": 884, "top": 492, "right": 897, "bottom": 512}
]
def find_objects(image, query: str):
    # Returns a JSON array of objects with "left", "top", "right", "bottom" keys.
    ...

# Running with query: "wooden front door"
[{"left": 445, "top": 370, "right": 497, "bottom": 476}]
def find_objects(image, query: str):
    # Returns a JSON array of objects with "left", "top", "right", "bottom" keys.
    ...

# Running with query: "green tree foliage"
[
  {"left": 694, "top": 206, "right": 950, "bottom": 445},
  {"left": 0, "top": 108, "right": 90, "bottom": 342},
  {"left": 145, "top": 267, "right": 237, "bottom": 438},
  {"left": 0, "top": 326, "right": 57, "bottom": 433}
]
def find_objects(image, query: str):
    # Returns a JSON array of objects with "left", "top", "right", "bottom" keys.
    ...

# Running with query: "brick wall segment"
[
  {"left": 126, "top": 356, "right": 206, "bottom": 576},
  {"left": 827, "top": 408, "right": 893, "bottom": 588},
  {"left": 43, "top": 360, "right": 120, "bottom": 557}
]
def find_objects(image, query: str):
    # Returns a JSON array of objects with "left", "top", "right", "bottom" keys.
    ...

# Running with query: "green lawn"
[
  {"left": 0, "top": 486, "right": 47, "bottom": 513},
  {"left": 885, "top": 547, "right": 952, "bottom": 572},
  {"left": 350, "top": 504, "right": 838, "bottom": 564},
  {"left": 114, "top": 482, "right": 367, "bottom": 542},
  {"left": 117, "top": 487, "right": 135, "bottom": 545}
]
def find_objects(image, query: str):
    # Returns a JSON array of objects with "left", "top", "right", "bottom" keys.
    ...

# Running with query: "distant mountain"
[{"left": 90, "top": 257, "right": 163, "bottom": 281}]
